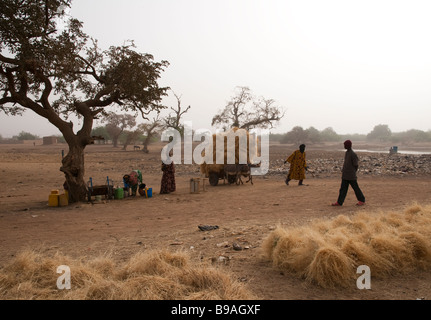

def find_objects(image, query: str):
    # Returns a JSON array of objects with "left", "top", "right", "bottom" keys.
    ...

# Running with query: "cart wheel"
[{"left": 209, "top": 172, "right": 219, "bottom": 186}]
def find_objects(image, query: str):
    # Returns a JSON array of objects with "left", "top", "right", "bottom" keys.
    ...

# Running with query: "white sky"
[{"left": 1, "top": 0, "right": 431, "bottom": 137}]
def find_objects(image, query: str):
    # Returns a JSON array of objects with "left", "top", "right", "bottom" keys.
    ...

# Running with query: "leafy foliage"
[
  {"left": 0, "top": 0, "right": 169, "bottom": 143},
  {"left": 0, "top": 0, "right": 169, "bottom": 201},
  {"left": 14, "top": 131, "right": 39, "bottom": 140}
]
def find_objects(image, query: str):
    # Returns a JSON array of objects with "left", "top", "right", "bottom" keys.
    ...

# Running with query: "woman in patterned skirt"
[{"left": 160, "top": 161, "right": 176, "bottom": 194}]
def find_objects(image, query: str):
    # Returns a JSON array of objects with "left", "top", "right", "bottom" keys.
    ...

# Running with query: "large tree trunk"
[
  {"left": 60, "top": 144, "right": 88, "bottom": 203},
  {"left": 57, "top": 102, "right": 97, "bottom": 203}
]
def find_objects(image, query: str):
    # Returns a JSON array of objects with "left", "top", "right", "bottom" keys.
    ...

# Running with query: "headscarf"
[{"left": 344, "top": 140, "right": 352, "bottom": 149}]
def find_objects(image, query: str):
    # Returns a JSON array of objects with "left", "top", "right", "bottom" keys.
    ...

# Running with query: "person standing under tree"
[
  {"left": 332, "top": 140, "right": 366, "bottom": 206},
  {"left": 285, "top": 144, "right": 308, "bottom": 186}
]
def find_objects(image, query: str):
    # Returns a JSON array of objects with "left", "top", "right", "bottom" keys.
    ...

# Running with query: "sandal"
[{"left": 198, "top": 225, "right": 219, "bottom": 231}]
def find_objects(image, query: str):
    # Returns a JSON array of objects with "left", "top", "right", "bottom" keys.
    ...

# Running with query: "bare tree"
[
  {"left": 212, "top": 86, "right": 285, "bottom": 131},
  {"left": 163, "top": 90, "right": 191, "bottom": 135}
]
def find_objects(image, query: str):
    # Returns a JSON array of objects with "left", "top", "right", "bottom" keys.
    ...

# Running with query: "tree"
[
  {"left": 305, "top": 126, "right": 321, "bottom": 143},
  {"left": 280, "top": 126, "right": 307, "bottom": 145},
  {"left": 163, "top": 90, "right": 191, "bottom": 135},
  {"left": 91, "top": 126, "right": 110, "bottom": 143},
  {"left": 14, "top": 131, "right": 39, "bottom": 140},
  {"left": 367, "top": 124, "right": 392, "bottom": 142},
  {"left": 105, "top": 113, "right": 136, "bottom": 148},
  {"left": 211, "top": 86, "right": 285, "bottom": 131},
  {"left": 394, "top": 129, "right": 429, "bottom": 143},
  {"left": 121, "top": 129, "right": 141, "bottom": 150},
  {"left": 0, "top": 0, "right": 169, "bottom": 202},
  {"left": 139, "top": 114, "right": 164, "bottom": 153},
  {"left": 320, "top": 127, "right": 339, "bottom": 142}
]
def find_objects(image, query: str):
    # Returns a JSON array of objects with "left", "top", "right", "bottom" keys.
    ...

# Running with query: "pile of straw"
[
  {"left": 0, "top": 249, "right": 256, "bottom": 300},
  {"left": 262, "top": 203, "right": 431, "bottom": 288}
]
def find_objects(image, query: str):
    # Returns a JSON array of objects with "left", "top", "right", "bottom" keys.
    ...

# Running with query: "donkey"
[{"left": 223, "top": 163, "right": 253, "bottom": 185}]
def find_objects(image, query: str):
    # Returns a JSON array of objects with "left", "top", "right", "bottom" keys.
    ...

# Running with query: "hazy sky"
[{"left": 1, "top": 0, "right": 431, "bottom": 138}]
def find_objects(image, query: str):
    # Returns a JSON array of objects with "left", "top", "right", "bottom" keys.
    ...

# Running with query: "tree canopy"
[
  {"left": 0, "top": 0, "right": 169, "bottom": 201},
  {"left": 367, "top": 124, "right": 392, "bottom": 142},
  {"left": 211, "top": 86, "right": 284, "bottom": 131}
]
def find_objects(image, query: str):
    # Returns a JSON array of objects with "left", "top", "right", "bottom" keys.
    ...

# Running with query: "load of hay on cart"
[{"left": 199, "top": 128, "right": 260, "bottom": 186}]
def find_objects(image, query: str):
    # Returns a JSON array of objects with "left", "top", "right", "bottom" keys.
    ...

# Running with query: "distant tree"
[
  {"left": 367, "top": 124, "right": 392, "bottom": 142},
  {"left": 393, "top": 129, "right": 430, "bottom": 143},
  {"left": 121, "top": 129, "right": 141, "bottom": 150},
  {"left": 0, "top": 0, "right": 169, "bottom": 202},
  {"left": 163, "top": 90, "right": 191, "bottom": 136},
  {"left": 91, "top": 126, "right": 110, "bottom": 143},
  {"left": 211, "top": 86, "right": 285, "bottom": 131},
  {"left": 320, "top": 127, "right": 340, "bottom": 142},
  {"left": 139, "top": 114, "right": 164, "bottom": 153},
  {"left": 269, "top": 133, "right": 285, "bottom": 143},
  {"left": 305, "top": 126, "right": 321, "bottom": 143},
  {"left": 280, "top": 126, "right": 307, "bottom": 145},
  {"left": 339, "top": 133, "right": 367, "bottom": 142},
  {"left": 14, "top": 131, "right": 39, "bottom": 140},
  {"left": 105, "top": 113, "right": 136, "bottom": 148}
]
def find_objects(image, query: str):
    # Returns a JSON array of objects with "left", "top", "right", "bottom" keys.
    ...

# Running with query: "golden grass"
[
  {"left": 0, "top": 249, "right": 257, "bottom": 300},
  {"left": 262, "top": 202, "right": 431, "bottom": 288}
]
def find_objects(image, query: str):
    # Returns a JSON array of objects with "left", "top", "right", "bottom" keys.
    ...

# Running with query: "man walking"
[
  {"left": 332, "top": 140, "right": 365, "bottom": 206},
  {"left": 285, "top": 144, "right": 308, "bottom": 186}
]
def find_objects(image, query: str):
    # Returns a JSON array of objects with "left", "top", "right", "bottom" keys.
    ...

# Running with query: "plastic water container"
[
  {"left": 48, "top": 190, "right": 59, "bottom": 207},
  {"left": 59, "top": 194, "right": 68, "bottom": 207},
  {"left": 147, "top": 188, "right": 152, "bottom": 198},
  {"left": 114, "top": 188, "right": 124, "bottom": 199}
]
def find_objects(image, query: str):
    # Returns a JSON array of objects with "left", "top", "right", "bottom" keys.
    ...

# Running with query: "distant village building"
[{"left": 43, "top": 136, "right": 58, "bottom": 145}]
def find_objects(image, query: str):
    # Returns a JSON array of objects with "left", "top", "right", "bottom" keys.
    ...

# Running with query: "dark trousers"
[{"left": 337, "top": 179, "right": 365, "bottom": 205}]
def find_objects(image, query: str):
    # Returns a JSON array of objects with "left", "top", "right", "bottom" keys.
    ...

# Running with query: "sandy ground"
[{"left": 1, "top": 141, "right": 431, "bottom": 300}]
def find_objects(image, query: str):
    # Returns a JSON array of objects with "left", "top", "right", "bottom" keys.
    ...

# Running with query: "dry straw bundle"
[
  {"left": 200, "top": 127, "right": 256, "bottom": 176},
  {"left": 262, "top": 203, "right": 431, "bottom": 288},
  {"left": 0, "top": 249, "right": 256, "bottom": 300}
]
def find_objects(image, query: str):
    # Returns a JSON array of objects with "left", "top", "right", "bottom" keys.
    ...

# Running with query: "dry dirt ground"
[{"left": 1, "top": 141, "right": 431, "bottom": 300}]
